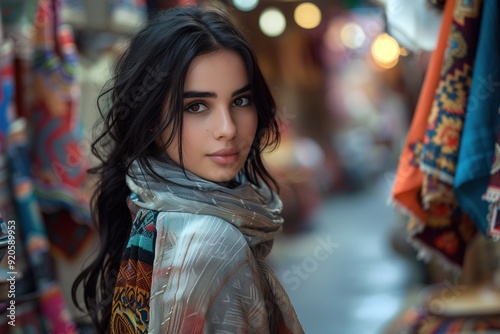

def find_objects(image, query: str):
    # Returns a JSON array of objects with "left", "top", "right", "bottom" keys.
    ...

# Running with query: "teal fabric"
[{"left": 454, "top": 0, "right": 500, "bottom": 235}]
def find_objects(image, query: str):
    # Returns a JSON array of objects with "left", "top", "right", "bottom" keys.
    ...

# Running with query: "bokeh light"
[
  {"left": 340, "top": 22, "right": 366, "bottom": 49},
  {"left": 232, "top": 0, "right": 259, "bottom": 12},
  {"left": 259, "top": 8, "right": 286, "bottom": 37},
  {"left": 294, "top": 2, "right": 322, "bottom": 29},
  {"left": 371, "top": 33, "right": 400, "bottom": 69}
]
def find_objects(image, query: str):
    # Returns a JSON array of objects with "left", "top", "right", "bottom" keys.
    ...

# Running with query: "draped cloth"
[
  {"left": 392, "top": 0, "right": 484, "bottom": 269},
  {"left": 30, "top": 0, "right": 92, "bottom": 259},
  {"left": 31, "top": 0, "right": 91, "bottom": 224},
  {"left": 390, "top": 0, "right": 455, "bottom": 223},
  {"left": 390, "top": 0, "right": 457, "bottom": 262},
  {"left": 110, "top": 158, "right": 304, "bottom": 333},
  {"left": 414, "top": 0, "right": 483, "bottom": 269},
  {"left": 455, "top": 0, "right": 500, "bottom": 237},
  {"left": 7, "top": 119, "right": 78, "bottom": 333}
]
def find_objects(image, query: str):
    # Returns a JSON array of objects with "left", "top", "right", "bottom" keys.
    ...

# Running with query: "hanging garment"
[
  {"left": 419, "top": 0, "right": 482, "bottom": 182},
  {"left": 454, "top": 0, "right": 500, "bottom": 236},
  {"left": 7, "top": 118, "right": 78, "bottom": 333},
  {"left": 390, "top": 0, "right": 455, "bottom": 226},
  {"left": 409, "top": 0, "right": 483, "bottom": 269},
  {"left": 31, "top": 0, "right": 91, "bottom": 224}
]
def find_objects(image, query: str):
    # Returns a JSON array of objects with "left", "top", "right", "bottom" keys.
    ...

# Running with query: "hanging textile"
[
  {"left": 390, "top": 0, "right": 455, "bottom": 227},
  {"left": 411, "top": 0, "right": 483, "bottom": 269},
  {"left": 391, "top": 0, "right": 487, "bottom": 269},
  {"left": 419, "top": 0, "right": 482, "bottom": 182},
  {"left": 7, "top": 118, "right": 78, "bottom": 333},
  {"left": 31, "top": 0, "right": 91, "bottom": 224},
  {"left": 454, "top": 0, "right": 500, "bottom": 237}
]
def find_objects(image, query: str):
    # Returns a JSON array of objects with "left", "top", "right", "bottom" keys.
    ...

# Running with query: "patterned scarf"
[
  {"left": 121, "top": 157, "right": 304, "bottom": 333},
  {"left": 127, "top": 158, "right": 284, "bottom": 248}
]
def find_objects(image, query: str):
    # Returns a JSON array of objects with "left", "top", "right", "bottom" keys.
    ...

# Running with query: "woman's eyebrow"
[
  {"left": 231, "top": 84, "right": 251, "bottom": 97},
  {"left": 182, "top": 84, "right": 252, "bottom": 99},
  {"left": 183, "top": 91, "right": 216, "bottom": 98}
]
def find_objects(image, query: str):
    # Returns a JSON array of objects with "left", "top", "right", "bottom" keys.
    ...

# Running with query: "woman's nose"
[{"left": 213, "top": 107, "right": 237, "bottom": 139}]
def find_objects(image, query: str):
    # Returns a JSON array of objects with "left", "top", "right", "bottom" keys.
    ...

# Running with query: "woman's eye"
[
  {"left": 233, "top": 97, "right": 251, "bottom": 107},
  {"left": 185, "top": 103, "right": 208, "bottom": 113}
]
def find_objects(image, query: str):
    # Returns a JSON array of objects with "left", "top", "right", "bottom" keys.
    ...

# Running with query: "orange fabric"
[{"left": 391, "top": 0, "right": 456, "bottom": 222}]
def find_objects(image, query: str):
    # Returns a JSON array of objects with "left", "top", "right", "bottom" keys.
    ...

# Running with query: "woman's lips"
[{"left": 208, "top": 148, "right": 240, "bottom": 165}]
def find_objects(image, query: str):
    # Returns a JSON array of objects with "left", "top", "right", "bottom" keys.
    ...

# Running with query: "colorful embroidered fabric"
[
  {"left": 7, "top": 119, "right": 78, "bottom": 333},
  {"left": 390, "top": 0, "right": 455, "bottom": 223},
  {"left": 419, "top": 0, "right": 482, "bottom": 182},
  {"left": 455, "top": 0, "right": 500, "bottom": 237},
  {"left": 31, "top": 0, "right": 91, "bottom": 224},
  {"left": 110, "top": 209, "right": 157, "bottom": 334},
  {"left": 408, "top": 0, "right": 483, "bottom": 269}
]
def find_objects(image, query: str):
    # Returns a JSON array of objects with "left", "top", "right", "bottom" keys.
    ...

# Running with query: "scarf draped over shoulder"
[{"left": 111, "top": 158, "right": 304, "bottom": 333}]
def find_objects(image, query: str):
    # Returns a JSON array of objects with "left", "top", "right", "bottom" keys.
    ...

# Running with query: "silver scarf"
[
  {"left": 125, "top": 158, "right": 304, "bottom": 333},
  {"left": 126, "top": 158, "right": 284, "bottom": 250}
]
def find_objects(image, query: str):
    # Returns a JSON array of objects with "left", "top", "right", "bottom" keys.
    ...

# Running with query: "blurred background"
[{"left": 1, "top": 0, "right": 500, "bottom": 333}]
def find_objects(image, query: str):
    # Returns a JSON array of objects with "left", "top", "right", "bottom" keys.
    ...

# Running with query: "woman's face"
[{"left": 165, "top": 50, "right": 258, "bottom": 183}]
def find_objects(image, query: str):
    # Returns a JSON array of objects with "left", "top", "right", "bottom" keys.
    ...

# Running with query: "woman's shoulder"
[{"left": 156, "top": 212, "right": 251, "bottom": 259}]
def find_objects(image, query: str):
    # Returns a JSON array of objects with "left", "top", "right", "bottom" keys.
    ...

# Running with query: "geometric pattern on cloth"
[
  {"left": 31, "top": 0, "right": 91, "bottom": 223},
  {"left": 419, "top": 0, "right": 483, "bottom": 182},
  {"left": 412, "top": 0, "right": 483, "bottom": 270},
  {"left": 110, "top": 209, "right": 157, "bottom": 334},
  {"left": 420, "top": 62, "right": 472, "bottom": 181}
]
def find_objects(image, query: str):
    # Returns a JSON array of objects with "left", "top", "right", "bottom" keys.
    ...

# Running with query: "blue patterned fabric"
[{"left": 454, "top": 0, "right": 500, "bottom": 235}]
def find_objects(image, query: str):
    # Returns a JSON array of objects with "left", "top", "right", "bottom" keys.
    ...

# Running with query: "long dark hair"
[{"left": 72, "top": 5, "right": 281, "bottom": 332}]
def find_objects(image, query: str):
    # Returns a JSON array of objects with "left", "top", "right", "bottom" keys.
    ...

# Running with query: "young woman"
[{"left": 73, "top": 5, "right": 304, "bottom": 334}]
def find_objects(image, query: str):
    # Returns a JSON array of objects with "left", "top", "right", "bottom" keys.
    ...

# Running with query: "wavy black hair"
[{"left": 72, "top": 5, "right": 281, "bottom": 333}]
